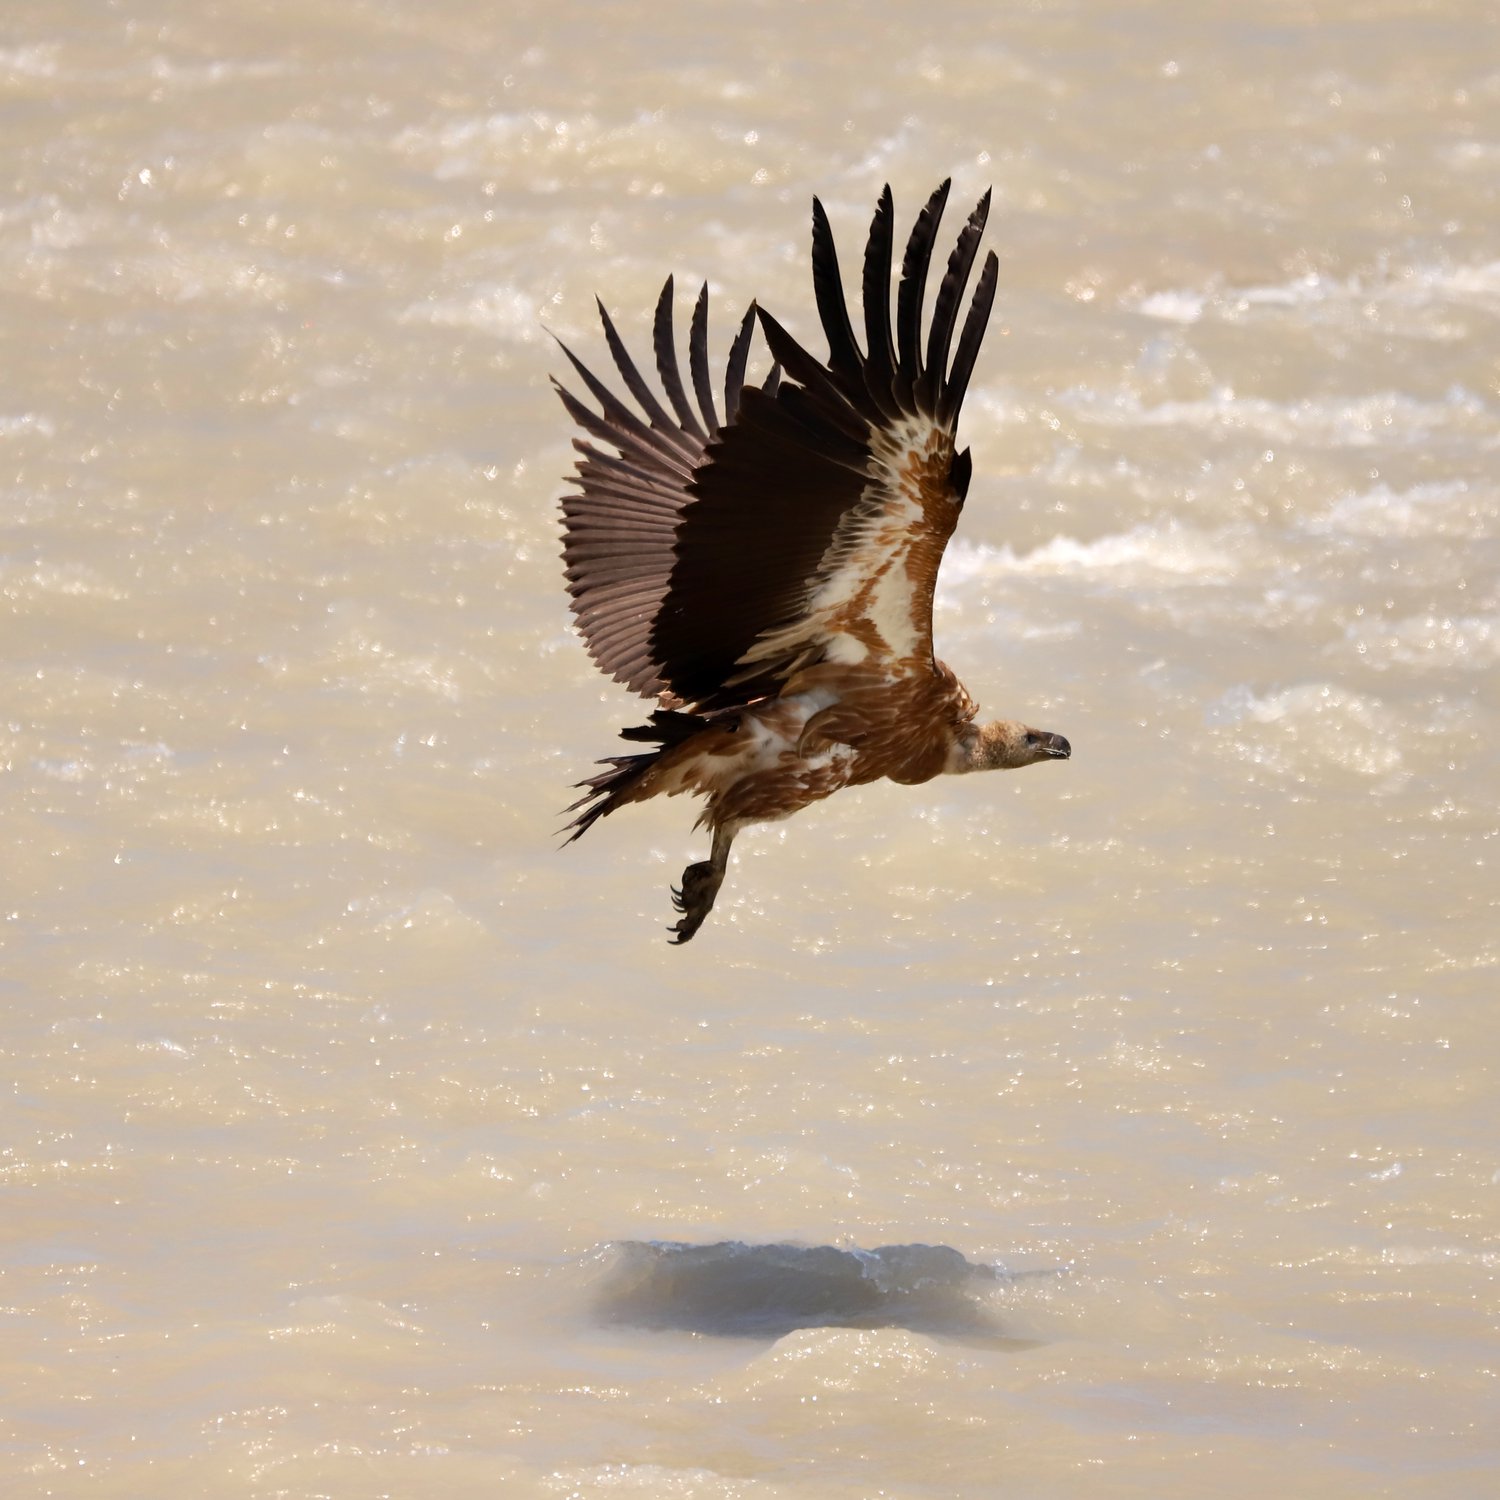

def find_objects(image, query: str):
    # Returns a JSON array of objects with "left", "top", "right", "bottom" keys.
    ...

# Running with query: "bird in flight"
[{"left": 553, "top": 180, "right": 1070, "bottom": 943}]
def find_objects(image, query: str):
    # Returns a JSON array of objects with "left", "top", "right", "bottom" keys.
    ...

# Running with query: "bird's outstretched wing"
[
  {"left": 556, "top": 180, "right": 998, "bottom": 712},
  {"left": 553, "top": 277, "right": 763, "bottom": 702}
]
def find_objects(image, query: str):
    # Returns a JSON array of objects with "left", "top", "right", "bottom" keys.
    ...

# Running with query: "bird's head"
[{"left": 958, "top": 720, "right": 1072, "bottom": 773}]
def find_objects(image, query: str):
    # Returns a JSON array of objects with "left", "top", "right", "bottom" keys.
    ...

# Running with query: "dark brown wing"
[
  {"left": 554, "top": 181, "right": 998, "bottom": 711},
  {"left": 554, "top": 279, "right": 759, "bottom": 699}
]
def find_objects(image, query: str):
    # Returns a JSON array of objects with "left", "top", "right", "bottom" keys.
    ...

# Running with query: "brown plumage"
[{"left": 554, "top": 181, "right": 1071, "bottom": 943}]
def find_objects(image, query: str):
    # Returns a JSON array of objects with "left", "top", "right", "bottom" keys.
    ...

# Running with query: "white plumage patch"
[{"left": 737, "top": 413, "right": 951, "bottom": 671}]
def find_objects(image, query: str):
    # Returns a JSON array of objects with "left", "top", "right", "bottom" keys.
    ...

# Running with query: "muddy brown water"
[{"left": 4, "top": 1, "right": 1497, "bottom": 1494}]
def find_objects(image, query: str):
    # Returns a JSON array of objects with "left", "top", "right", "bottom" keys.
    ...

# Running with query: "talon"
[
  {"left": 666, "top": 856, "right": 723, "bottom": 943},
  {"left": 668, "top": 913, "right": 704, "bottom": 944}
]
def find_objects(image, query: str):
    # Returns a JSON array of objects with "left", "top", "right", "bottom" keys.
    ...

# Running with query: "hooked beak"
[{"left": 1040, "top": 732, "right": 1071, "bottom": 760}]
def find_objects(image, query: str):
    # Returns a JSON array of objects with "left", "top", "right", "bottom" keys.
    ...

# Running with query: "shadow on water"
[{"left": 592, "top": 1240, "right": 1053, "bottom": 1345}]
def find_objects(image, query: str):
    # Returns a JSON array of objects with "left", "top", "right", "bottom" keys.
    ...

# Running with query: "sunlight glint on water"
[{"left": 3, "top": 1, "right": 1497, "bottom": 1494}]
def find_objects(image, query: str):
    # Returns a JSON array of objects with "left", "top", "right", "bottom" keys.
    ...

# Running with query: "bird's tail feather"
[{"left": 561, "top": 708, "right": 715, "bottom": 842}]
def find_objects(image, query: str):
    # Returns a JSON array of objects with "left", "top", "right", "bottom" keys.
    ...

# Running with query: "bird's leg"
[{"left": 668, "top": 821, "right": 736, "bottom": 944}]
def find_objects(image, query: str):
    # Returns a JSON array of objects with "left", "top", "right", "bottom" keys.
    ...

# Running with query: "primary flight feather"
[{"left": 553, "top": 180, "right": 1071, "bottom": 942}]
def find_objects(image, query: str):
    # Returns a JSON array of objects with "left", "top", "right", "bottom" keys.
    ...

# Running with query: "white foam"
[
  {"left": 393, "top": 111, "right": 535, "bottom": 172},
  {"left": 0, "top": 45, "right": 58, "bottom": 78},
  {"left": 943, "top": 522, "right": 1239, "bottom": 587},
  {"left": 0, "top": 412, "right": 56, "bottom": 440},
  {"left": 1135, "top": 289, "right": 1207, "bottom": 324},
  {"left": 1057, "top": 383, "right": 1491, "bottom": 449},
  {"left": 5, "top": 560, "right": 128, "bottom": 601},
  {"left": 1130, "top": 259, "right": 1500, "bottom": 329},
  {"left": 402, "top": 283, "right": 543, "bottom": 340},
  {"left": 1308, "top": 479, "right": 1494, "bottom": 541},
  {"left": 1209, "top": 683, "right": 1406, "bottom": 780},
  {"left": 1233, "top": 271, "right": 1329, "bottom": 309},
  {"left": 1346, "top": 613, "right": 1498, "bottom": 672}
]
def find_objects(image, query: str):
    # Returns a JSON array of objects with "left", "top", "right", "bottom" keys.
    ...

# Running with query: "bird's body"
[{"left": 554, "top": 181, "right": 1070, "bottom": 941}]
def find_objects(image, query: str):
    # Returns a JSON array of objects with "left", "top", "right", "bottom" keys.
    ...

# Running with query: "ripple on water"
[{"left": 1208, "top": 682, "right": 1407, "bottom": 782}]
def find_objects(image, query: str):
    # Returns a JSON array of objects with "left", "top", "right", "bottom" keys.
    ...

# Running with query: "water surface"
[{"left": 3, "top": 0, "right": 1498, "bottom": 1494}]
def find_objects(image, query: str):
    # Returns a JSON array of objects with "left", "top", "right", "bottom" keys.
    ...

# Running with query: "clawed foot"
[{"left": 668, "top": 858, "right": 723, "bottom": 945}]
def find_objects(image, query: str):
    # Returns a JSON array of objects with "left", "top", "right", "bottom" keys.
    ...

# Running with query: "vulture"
[{"left": 553, "top": 180, "right": 1070, "bottom": 943}]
